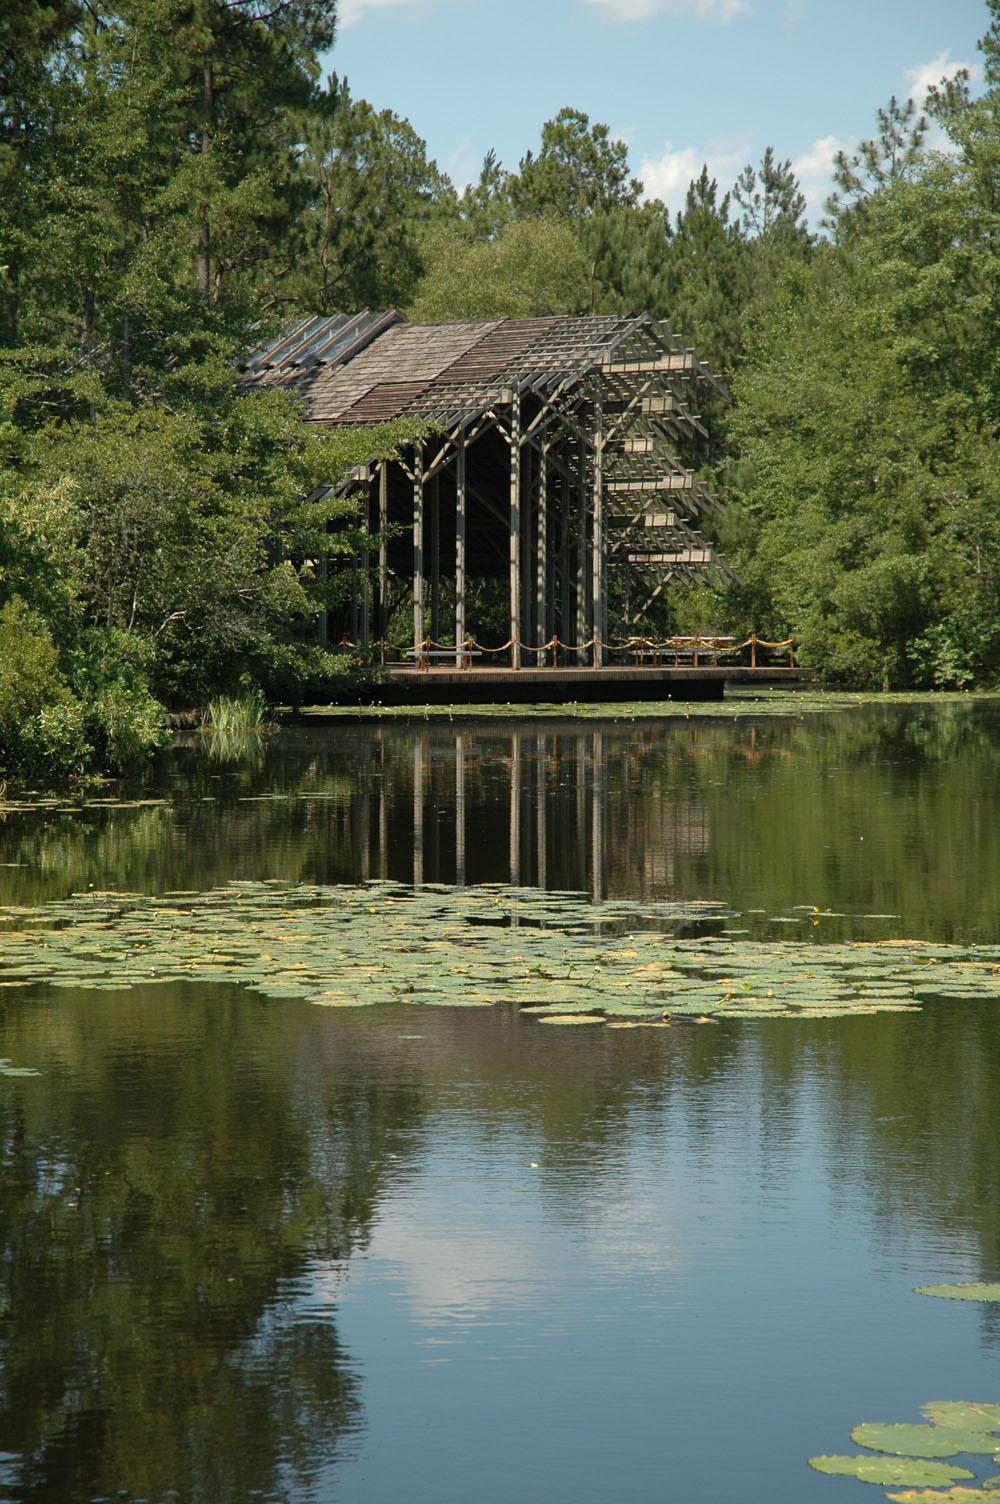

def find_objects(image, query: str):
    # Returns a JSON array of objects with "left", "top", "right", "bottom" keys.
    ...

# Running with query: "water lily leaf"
[
  {"left": 808, "top": 1456, "right": 974, "bottom": 1485},
  {"left": 916, "top": 1285, "right": 1000, "bottom": 1302},
  {"left": 921, "top": 1404, "right": 1000, "bottom": 1433},
  {"left": 886, "top": 1492, "right": 1000, "bottom": 1503},
  {"left": 851, "top": 1423, "right": 1000, "bottom": 1457},
  {"left": 536, "top": 1014, "right": 605, "bottom": 1025}
]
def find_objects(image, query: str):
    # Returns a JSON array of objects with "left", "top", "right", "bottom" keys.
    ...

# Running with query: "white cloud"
[
  {"left": 581, "top": 0, "right": 749, "bottom": 22},
  {"left": 903, "top": 51, "right": 979, "bottom": 107},
  {"left": 339, "top": 0, "right": 426, "bottom": 28},
  {"left": 791, "top": 133, "right": 848, "bottom": 227},
  {"left": 637, "top": 134, "right": 750, "bottom": 212}
]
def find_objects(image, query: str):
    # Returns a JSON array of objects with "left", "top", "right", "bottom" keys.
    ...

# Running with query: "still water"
[{"left": 1, "top": 698, "right": 999, "bottom": 1503}]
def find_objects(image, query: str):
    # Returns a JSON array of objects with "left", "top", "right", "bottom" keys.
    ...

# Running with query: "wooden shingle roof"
[{"left": 241, "top": 311, "right": 723, "bottom": 428}]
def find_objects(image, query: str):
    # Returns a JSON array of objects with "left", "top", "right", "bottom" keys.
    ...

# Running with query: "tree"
[
  {"left": 509, "top": 107, "right": 643, "bottom": 219},
  {"left": 823, "top": 95, "right": 928, "bottom": 233},
  {"left": 734, "top": 147, "right": 808, "bottom": 240},
  {"left": 408, "top": 218, "right": 591, "bottom": 322},
  {"left": 283, "top": 76, "right": 454, "bottom": 315}
]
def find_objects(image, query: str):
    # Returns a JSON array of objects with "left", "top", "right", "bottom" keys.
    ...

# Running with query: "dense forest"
[{"left": 1, "top": 0, "right": 999, "bottom": 777}]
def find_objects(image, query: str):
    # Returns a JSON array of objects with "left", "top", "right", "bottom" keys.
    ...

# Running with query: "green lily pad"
[
  {"left": 850, "top": 1423, "right": 1000, "bottom": 1457},
  {"left": 886, "top": 1492, "right": 1000, "bottom": 1503},
  {"left": 916, "top": 1284, "right": 1000, "bottom": 1302},
  {"left": 922, "top": 1404, "right": 1000, "bottom": 1432},
  {"left": 808, "top": 1456, "right": 975, "bottom": 1486}
]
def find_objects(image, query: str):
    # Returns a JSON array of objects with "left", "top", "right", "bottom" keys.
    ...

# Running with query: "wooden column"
[
  {"left": 509, "top": 393, "right": 522, "bottom": 670},
  {"left": 592, "top": 380, "right": 605, "bottom": 668},
  {"left": 576, "top": 440, "right": 588, "bottom": 655},
  {"left": 361, "top": 483, "right": 370, "bottom": 655},
  {"left": 378, "top": 462, "right": 388, "bottom": 643},
  {"left": 455, "top": 433, "right": 466, "bottom": 667},
  {"left": 559, "top": 470, "right": 571, "bottom": 659},
  {"left": 430, "top": 472, "right": 440, "bottom": 645},
  {"left": 536, "top": 443, "right": 548, "bottom": 656},
  {"left": 413, "top": 445, "right": 424, "bottom": 657}
]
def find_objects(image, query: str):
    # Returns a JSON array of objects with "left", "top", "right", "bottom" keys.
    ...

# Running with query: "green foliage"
[
  {"left": 409, "top": 219, "right": 591, "bottom": 321},
  {"left": 202, "top": 689, "right": 268, "bottom": 733},
  {"left": 284, "top": 75, "right": 454, "bottom": 314},
  {"left": 0, "top": 596, "right": 89, "bottom": 776}
]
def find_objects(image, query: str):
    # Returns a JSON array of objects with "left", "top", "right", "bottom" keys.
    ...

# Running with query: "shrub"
[{"left": 0, "top": 596, "right": 91, "bottom": 776}]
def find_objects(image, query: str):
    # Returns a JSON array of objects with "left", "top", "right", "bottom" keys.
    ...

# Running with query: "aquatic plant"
[
  {"left": 915, "top": 1285, "right": 1000, "bottom": 1302},
  {"left": 808, "top": 1456, "right": 975, "bottom": 1486},
  {"left": 809, "top": 1398, "right": 1000, "bottom": 1494},
  {"left": 2, "top": 880, "right": 1000, "bottom": 1024},
  {"left": 200, "top": 690, "right": 269, "bottom": 733}
]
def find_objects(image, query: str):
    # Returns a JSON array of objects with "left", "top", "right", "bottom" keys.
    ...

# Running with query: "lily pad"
[
  {"left": 850, "top": 1423, "right": 1000, "bottom": 1457},
  {"left": 916, "top": 1285, "right": 1000, "bottom": 1302},
  {"left": 808, "top": 1456, "right": 975, "bottom": 1486},
  {"left": 886, "top": 1492, "right": 1000, "bottom": 1503},
  {"left": 922, "top": 1404, "right": 1000, "bottom": 1433}
]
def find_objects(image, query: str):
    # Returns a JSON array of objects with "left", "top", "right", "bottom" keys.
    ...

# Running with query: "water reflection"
[
  {"left": 3, "top": 699, "right": 1000, "bottom": 940},
  {"left": 1, "top": 968, "right": 999, "bottom": 1501},
  {"left": 1, "top": 701, "right": 1000, "bottom": 1501}
]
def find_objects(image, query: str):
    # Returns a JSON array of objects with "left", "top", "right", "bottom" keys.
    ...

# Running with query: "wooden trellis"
[{"left": 240, "top": 310, "right": 735, "bottom": 667}]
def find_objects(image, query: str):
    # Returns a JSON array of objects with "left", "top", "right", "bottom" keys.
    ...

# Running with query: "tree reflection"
[{"left": 0, "top": 986, "right": 426, "bottom": 1503}]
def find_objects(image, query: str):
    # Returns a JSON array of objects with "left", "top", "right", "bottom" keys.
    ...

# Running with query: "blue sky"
[{"left": 323, "top": 0, "right": 987, "bottom": 225}]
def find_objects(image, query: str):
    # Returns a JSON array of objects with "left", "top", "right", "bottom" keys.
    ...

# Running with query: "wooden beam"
[
  {"left": 606, "top": 474, "right": 693, "bottom": 494},
  {"left": 603, "top": 355, "right": 692, "bottom": 374}
]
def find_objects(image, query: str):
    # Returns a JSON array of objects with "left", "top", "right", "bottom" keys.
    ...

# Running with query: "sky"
[{"left": 322, "top": 0, "right": 988, "bottom": 225}]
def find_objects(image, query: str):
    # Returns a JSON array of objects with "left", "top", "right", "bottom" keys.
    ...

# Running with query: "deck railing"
[{"left": 335, "top": 634, "right": 797, "bottom": 672}]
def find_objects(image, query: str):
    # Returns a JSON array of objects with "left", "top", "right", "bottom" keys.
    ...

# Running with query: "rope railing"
[{"left": 332, "top": 632, "right": 796, "bottom": 671}]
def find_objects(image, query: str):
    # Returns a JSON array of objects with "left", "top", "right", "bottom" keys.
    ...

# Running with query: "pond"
[{"left": 1, "top": 695, "right": 999, "bottom": 1504}]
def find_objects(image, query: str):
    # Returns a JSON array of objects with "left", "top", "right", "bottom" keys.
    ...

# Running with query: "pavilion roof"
[{"left": 238, "top": 310, "right": 725, "bottom": 428}]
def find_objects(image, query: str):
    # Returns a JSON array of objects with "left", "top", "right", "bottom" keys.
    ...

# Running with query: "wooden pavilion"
[{"left": 240, "top": 310, "right": 734, "bottom": 671}]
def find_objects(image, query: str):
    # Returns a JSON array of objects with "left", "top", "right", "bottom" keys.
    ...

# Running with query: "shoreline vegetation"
[
  {"left": 3, "top": 4, "right": 1000, "bottom": 784},
  {"left": 1, "top": 688, "right": 999, "bottom": 804}
]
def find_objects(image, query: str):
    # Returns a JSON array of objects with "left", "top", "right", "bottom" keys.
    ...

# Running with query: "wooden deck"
[{"left": 341, "top": 664, "right": 813, "bottom": 705}]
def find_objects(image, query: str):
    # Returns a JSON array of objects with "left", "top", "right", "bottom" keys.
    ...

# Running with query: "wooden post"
[
  {"left": 378, "top": 462, "right": 388, "bottom": 644},
  {"left": 510, "top": 393, "right": 521, "bottom": 669},
  {"left": 413, "top": 445, "right": 424, "bottom": 660},
  {"left": 592, "top": 380, "right": 605, "bottom": 668},
  {"left": 361, "top": 484, "right": 370, "bottom": 657},
  {"left": 559, "top": 470, "right": 570, "bottom": 662},
  {"left": 576, "top": 440, "right": 587, "bottom": 656},
  {"left": 537, "top": 443, "right": 548, "bottom": 660},
  {"left": 430, "top": 471, "right": 440, "bottom": 646},
  {"left": 455, "top": 433, "right": 466, "bottom": 668}
]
